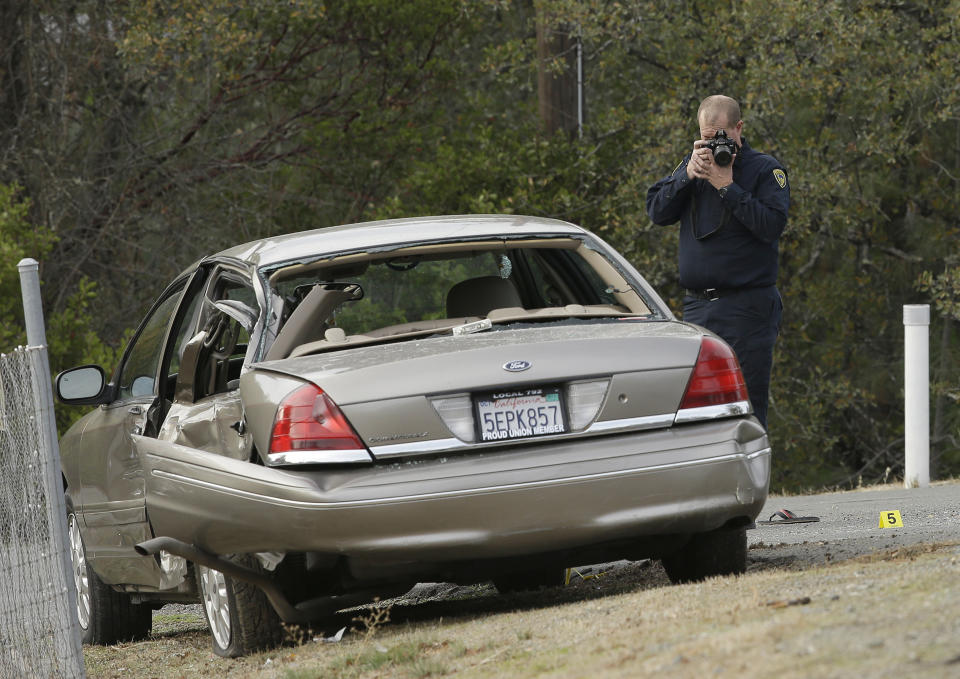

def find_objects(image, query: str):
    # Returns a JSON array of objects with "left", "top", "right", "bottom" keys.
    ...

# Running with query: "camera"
[{"left": 704, "top": 129, "right": 738, "bottom": 167}]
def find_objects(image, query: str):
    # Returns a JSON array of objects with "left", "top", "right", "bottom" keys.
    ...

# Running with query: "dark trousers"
[{"left": 682, "top": 286, "right": 782, "bottom": 428}]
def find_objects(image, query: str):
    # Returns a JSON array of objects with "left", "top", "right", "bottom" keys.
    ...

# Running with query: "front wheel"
[
  {"left": 195, "top": 556, "right": 284, "bottom": 657},
  {"left": 661, "top": 525, "right": 747, "bottom": 584},
  {"left": 66, "top": 503, "right": 151, "bottom": 644}
]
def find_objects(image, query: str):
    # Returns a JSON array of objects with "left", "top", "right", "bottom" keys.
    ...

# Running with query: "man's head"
[{"left": 697, "top": 95, "right": 743, "bottom": 147}]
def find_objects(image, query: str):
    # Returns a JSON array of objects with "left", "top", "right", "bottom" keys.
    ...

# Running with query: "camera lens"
[{"left": 713, "top": 146, "right": 733, "bottom": 166}]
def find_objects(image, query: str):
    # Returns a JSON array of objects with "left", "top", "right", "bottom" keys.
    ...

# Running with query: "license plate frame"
[{"left": 473, "top": 385, "right": 567, "bottom": 442}]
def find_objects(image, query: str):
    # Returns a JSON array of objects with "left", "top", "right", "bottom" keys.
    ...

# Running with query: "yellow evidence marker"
[{"left": 879, "top": 510, "right": 904, "bottom": 528}]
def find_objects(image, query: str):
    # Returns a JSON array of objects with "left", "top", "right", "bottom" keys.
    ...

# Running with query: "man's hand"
[{"left": 686, "top": 140, "right": 735, "bottom": 189}]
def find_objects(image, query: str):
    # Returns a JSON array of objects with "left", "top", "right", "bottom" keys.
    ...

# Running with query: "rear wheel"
[
  {"left": 661, "top": 526, "right": 747, "bottom": 584},
  {"left": 196, "top": 556, "right": 284, "bottom": 657},
  {"left": 66, "top": 502, "right": 152, "bottom": 644}
]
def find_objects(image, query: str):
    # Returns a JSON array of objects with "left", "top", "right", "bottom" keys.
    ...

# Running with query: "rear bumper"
[{"left": 136, "top": 417, "right": 769, "bottom": 563}]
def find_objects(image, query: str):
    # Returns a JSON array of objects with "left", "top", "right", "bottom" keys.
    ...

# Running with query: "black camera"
[{"left": 705, "top": 129, "right": 738, "bottom": 167}]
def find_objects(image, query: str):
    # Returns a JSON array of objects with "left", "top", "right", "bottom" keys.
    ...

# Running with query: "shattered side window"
[{"left": 213, "top": 277, "right": 260, "bottom": 346}]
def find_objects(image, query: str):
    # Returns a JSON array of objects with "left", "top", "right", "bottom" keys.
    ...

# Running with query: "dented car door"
[{"left": 77, "top": 287, "right": 185, "bottom": 585}]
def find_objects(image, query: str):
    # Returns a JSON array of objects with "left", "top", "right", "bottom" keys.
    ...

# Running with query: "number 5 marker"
[{"left": 879, "top": 510, "right": 904, "bottom": 528}]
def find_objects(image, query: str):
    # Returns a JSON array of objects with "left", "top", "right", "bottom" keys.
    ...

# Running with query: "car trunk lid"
[{"left": 251, "top": 320, "right": 705, "bottom": 459}]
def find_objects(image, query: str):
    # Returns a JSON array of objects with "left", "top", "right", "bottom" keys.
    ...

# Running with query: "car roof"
[{"left": 209, "top": 214, "right": 588, "bottom": 269}]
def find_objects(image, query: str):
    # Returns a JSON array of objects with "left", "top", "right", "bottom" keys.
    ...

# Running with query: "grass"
[{"left": 150, "top": 612, "right": 207, "bottom": 637}]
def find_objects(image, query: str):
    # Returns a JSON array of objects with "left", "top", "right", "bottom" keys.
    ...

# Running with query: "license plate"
[{"left": 474, "top": 386, "right": 566, "bottom": 442}]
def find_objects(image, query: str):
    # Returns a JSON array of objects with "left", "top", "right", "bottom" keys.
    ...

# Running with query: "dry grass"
[{"left": 83, "top": 542, "right": 960, "bottom": 679}]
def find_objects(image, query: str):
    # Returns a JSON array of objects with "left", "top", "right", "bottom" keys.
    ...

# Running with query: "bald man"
[{"left": 646, "top": 95, "right": 790, "bottom": 428}]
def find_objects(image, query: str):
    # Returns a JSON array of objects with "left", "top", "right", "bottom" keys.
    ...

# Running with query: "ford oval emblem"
[{"left": 503, "top": 360, "right": 531, "bottom": 372}]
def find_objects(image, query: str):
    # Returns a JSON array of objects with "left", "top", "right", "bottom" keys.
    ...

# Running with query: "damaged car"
[{"left": 55, "top": 214, "right": 770, "bottom": 656}]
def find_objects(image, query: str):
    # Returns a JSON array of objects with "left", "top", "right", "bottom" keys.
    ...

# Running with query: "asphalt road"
[{"left": 749, "top": 480, "right": 960, "bottom": 568}]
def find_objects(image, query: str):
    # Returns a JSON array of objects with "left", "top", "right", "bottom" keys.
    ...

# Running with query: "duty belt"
[{"left": 685, "top": 288, "right": 741, "bottom": 301}]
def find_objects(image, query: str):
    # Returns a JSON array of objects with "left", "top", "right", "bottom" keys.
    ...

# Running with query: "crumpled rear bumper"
[{"left": 135, "top": 417, "right": 769, "bottom": 563}]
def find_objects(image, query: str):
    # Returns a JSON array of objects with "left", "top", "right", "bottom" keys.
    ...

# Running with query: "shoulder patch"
[{"left": 773, "top": 168, "right": 787, "bottom": 189}]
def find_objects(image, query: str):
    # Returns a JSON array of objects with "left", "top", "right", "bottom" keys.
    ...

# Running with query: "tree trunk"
[{"left": 535, "top": 4, "right": 580, "bottom": 137}]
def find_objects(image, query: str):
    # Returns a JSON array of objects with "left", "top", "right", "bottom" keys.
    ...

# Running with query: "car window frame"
[
  {"left": 202, "top": 264, "right": 262, "bottom": 365},
  {"left": 168, "top": 263, "right": 263, "bottom": 403},
  {"left": 113, "top": 280, "right": 190, "bottom": 404}
]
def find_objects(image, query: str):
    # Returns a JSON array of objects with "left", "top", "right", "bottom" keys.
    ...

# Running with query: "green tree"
[
  {"left": 2, "top": 0, "right": 472, "bottom": 340},
  {"left": 0, "top": 184, "right": 117, "bottom": 431}
]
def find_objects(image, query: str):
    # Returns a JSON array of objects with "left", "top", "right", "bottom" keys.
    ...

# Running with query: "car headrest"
[{"left": 446, "top": 276, "right": 522, "bottom": 318}]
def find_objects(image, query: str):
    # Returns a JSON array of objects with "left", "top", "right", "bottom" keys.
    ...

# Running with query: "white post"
[{"left": 903, "top": 304, "right": 930, "bottom": 488}]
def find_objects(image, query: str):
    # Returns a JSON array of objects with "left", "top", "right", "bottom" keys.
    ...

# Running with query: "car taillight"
[
  {"left": 269, "top": 383, "right": 367, "bottom": 460},
  {"left": 675, "top": 336, "right": 752, "bottom": 423}
]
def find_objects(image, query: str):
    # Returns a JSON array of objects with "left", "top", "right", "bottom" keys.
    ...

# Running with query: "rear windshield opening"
[{"left": 266, "top": 243, "right": 650, "bottom": 359}]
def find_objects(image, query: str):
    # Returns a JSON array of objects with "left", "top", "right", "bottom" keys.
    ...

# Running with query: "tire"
[
  {"left": 195, "top": 556, "right": 284, "bottom": 658},
  {"left": 661, "top": 525, "right": 747, "bottom": 584},
  {"left": 66, "top": 500, "right": 152, "bottom": 644},
  {"left": 493, "top": 567, "right": 567, "bottom": 593}
]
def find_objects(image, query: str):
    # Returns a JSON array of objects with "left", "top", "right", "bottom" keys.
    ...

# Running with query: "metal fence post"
[
  {"left": 18, "top": 258, "right": 48, "bottom": 347},
  {"left": 903, "top": 304, "right": 930, "bottom": 488},
  {"left": 16, "top": 257, "right": 85, "bottom": 665}
]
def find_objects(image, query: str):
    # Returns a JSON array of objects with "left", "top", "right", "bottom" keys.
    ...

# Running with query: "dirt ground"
[{"left": 82, "top": 540, "right": 960, "bottom": 679}]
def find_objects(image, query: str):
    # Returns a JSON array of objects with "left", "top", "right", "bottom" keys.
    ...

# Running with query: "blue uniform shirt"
[{"left": 646, "top": 138, "right": 790, "bottom": 290}]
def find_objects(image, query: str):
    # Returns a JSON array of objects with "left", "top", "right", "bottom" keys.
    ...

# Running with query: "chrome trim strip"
[
  {"left": 586, "top": 413, "right": 676, "bottom": 434},
  {"left": 266, "top": 449, "right": 373, "bottom": 465},
  {"left": 673, "top": 400, "right": 752, "bottom": 425},
  {"left": 371, "top": 413, "right": 677, "bottom": 459},
  {"left": 150, "top": 447, "right": 772, "bottom": 510},
  {"left": 373, "top": 438, "right": 464, "bottom": 458}
]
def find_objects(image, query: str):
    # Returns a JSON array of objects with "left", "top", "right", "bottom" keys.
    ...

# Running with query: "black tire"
[
  {"left": 66, "top": 498, "right": 152, "bottom": 644},
  {"left": 493, "top": 567, "right": 567, "bottom": 593},
  {"left": 195, "top": 555, "right": 284, "bottom": 658},
  {"left": 661, "top": 525, "right": 747, "bottom": 584}
]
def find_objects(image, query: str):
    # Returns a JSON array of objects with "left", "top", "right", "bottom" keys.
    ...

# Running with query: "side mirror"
[{"left": 56, "top": 365, "right": 109, "bottom": 405}]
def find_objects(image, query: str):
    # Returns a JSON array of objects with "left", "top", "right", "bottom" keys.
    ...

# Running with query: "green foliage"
[
  {"left": 918, "top": 266, "right": 960, "bottom": 322},
  {"left": 0, "top": 184, "right": 118, "bottom": 432},
  {"left": 0, "top": 184, "right": 57, "bottom": 351}
]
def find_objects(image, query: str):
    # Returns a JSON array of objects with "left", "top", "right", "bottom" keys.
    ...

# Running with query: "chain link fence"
[{"left": 0, "top": 345, "right": 85, "bottom": 678}]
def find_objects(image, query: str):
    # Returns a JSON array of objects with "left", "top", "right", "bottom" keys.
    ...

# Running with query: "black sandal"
[{"left": 757, "top": 508, "right": 820, "bottom": 525}]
